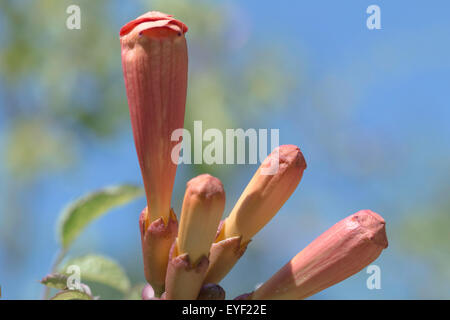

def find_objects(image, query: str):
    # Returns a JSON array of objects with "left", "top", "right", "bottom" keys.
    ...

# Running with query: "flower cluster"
[{"left": 120, "top": 11, "right": 388, "bottom": 300}]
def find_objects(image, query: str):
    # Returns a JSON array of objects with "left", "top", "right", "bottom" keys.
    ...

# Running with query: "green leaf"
[
  {"left": 50, "top": 290, "right": 93, "bottom": 300},
  {"left": 59, "top": 254, "right": 131, "bottom": 293},
  {"left": 57, "top": 184, "right": 143, "bottom": 248},
  {"left": 40, "top": 273, "right": 68, "bottom": 290}
]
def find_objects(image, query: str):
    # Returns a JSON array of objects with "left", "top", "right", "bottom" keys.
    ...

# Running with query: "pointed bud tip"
[
  {"left": 349, "top": 209, "right": 388, "bottom": 248},
  {"left": 265, "top": 144, "right": 307, "bottom": 170},
  {"left": 186, "top": 174, "right": 225, "bottom": 201}
]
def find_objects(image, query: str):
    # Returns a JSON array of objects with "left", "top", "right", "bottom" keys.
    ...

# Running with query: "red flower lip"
[{"left": 120, "top": 11, "right": 188, "bottom": 37}]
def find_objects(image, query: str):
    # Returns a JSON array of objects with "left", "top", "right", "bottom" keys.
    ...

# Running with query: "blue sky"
[{"left": 1, "top": 0, "right": 449, "bottom": 299}]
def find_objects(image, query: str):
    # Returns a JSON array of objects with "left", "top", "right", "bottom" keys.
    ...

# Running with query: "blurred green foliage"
[
  {"left": 0, "top": 0, "right": 295, "bottom": 298},
  {"left": 399, "top": 195, "right": 450, "bottom": 298}
]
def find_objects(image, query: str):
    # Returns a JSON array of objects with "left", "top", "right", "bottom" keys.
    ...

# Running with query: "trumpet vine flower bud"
[
  {"left": 249, "top": 210, "right": 388, "bottom": 300},
  {"left": 177, "top": 175, "right": 226, "bottom": 264},
  {"left": 165, "top": 174, "right": 225, "bottom": 300},
  {"left": 204, "top": 145, "right": 306, "bottom": 283},
  {"left": 120, "top": 11, "right": 188, "bottom": 225},
  {"left": 121, "top": 11, "right": 187, "bottom": 296},
  {"left": 222, "top": 144, "right": 306, "bottom": 243}
]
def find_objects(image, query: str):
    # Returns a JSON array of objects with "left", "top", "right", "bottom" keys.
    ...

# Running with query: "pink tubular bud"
[
  {"left": 176, "top": 174, "right": 226, "bottom": 265},
  {"left": 250, "top": 210, "right": 388, "bottom": 300},
  {"left": 204, "top": 145, "right": 306, "bottom": 283},
  {"left": 165, "top": 174, "right": 225, "bottom": 299},
  {"left": 223, "top": 144, "right": 307, "bottom": 244},
  {"left": 121, "top": 11, "right": 188, "bottom": 225}
]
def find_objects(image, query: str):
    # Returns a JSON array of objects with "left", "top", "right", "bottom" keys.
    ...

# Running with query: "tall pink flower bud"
[
  {"left": 121, "top": 11, "right": 188, "bottom": 296},
  {"left": 120, "top": 11, "right": 188, "bottom": 225},
  {"left": 249, "top": 210, "right": 388, "bottom": 300}
]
